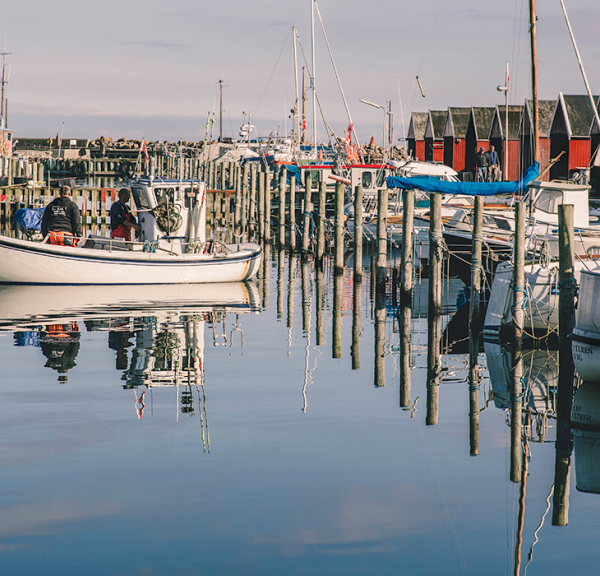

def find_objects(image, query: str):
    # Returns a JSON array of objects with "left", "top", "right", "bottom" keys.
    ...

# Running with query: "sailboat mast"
[
  {"left": 219, "top": 75, "right": 224, "bottom": 143},
  {"left": 529, "top": 0, "right": 539, "bottom": 164},
  {"left": 302, "top": 67, "right": 306, "bottom": 144},
  {"left": 559, "top": 0, "right": 600, "bottom": 135},
  {"left": 293, "top": 27, "right": 300, "bottom": 154},
  {"left": 310, "top": 0, "right": 317, "bottom": 155},
  {"left": 0, "top": 48, "right": 10, "bottom": 175}
]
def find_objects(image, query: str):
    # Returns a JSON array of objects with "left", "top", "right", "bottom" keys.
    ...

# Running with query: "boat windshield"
[
  {"left": 362, "top": 172, "right": 372, "bottom": 188},
  {"left": 131, "top": 187, "right": 152, "bottom": 210},
  {"left": 534, "top": 189, "right": 562, "bottom": 214}
]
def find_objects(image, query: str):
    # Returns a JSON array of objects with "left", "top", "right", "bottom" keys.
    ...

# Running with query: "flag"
[{"left": 140, "top": 140, "right": 149, "bottom": 162}]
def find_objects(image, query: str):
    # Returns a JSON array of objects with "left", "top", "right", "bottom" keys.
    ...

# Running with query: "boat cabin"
[
  {"left": 130, "top": 177, "right": 206, "bottom": 251},
  {"left": 528, "top": 180, "right": 590, "bottom": 228}
]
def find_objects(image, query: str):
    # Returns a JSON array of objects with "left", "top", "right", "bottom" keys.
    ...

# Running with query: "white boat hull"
[{"left": 0, "top": 236, "right": 262, "bottom": 285}]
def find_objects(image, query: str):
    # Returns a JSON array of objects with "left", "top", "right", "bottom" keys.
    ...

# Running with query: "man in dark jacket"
[
  {"left": 475, "top": 147, "right": 489, "bottom": 181},
  {"left": 41, "top": 185, "right": 82, "bottom": 245}
]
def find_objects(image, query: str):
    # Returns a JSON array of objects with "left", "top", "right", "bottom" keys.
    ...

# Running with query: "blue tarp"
[
  {"left": 15, "top": 207, "right": 45, "bottom": 231},
  {"left": 386, "top": 162, "right": 539, "bottom": 196}
]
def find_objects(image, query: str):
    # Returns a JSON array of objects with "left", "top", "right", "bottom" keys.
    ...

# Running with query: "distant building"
[
  {"left": 442, "top": 108, "right": 470, "bottom": 173},
  {"left": 465, "top": 107, "right": 495, "bottom": 175},
  {"left": 424, "top": 110, "right": 446, "bottom": 162},
  {"left": 549, "top": 93, "right": 596, "bottom": 181},
  {"left": 518, "top": 99, "right": 555, "bottom": 181},
  {"left": 489, "top": 105, "right": 523, "bottom": 181},
  {"left": 407, "top": 112, "right": 427, "bottom": 161}
]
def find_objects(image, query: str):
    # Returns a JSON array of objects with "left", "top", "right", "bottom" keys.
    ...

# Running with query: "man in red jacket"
[{"left": 110, "top": 188, "right": 141, "bottom": 241}]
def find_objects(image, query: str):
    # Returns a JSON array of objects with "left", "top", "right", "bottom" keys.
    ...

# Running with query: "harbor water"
[{"left": 0, "top": 249, "right": 599, "bottom": 575}]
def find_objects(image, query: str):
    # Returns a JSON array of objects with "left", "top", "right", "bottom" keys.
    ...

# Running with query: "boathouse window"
[
  {"left": 131, "top": 187, "right": 151, "bottom": 210},
  {"left": 362, "top": 172, "right": 372, "bottom": 188},
  {"left": 534, "top": 190, "right": 562, "bottom": 214}
]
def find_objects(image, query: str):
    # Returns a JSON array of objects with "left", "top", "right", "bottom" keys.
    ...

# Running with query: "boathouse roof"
[
  {"left": 469, "top": 107, "right": 495, "bottom": 141},
  {"left": 550, "top": 94, "right": 599, "bottom": 139},
  {"left": 489, "top": 105, "right": 523, "bottom": 140},
  {"left": 407, "top": 112, "right": 428, "bottom": 140},
  {"left": 424, "top": 110, "right": 446, "bottom": 140},
  {"left": 443, "top": 108, "right": 470, "bottom": 139},
  {"left": 519, "top": 99, "right": 556, "bottom": 138}
]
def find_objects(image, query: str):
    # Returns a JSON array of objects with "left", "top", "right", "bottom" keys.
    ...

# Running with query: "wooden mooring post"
[
  {"left": 376, "top": 187, "right": 388, "bottom": 290},
  {"left": 257, "top": 169, "right": 265, "bottom": 241},
  {"left": 552, "top": 203, "right": 576, "bottom": 526},
  {"left": 400, "top": 189, "right": 414, "bottom": 408},
  {"left": 264, "top": 170, "right": 271, "bottom": 243},
  {"left": 427, "top": 193, "right": 443, "bottom": 425},
  {"left": 289, "top": 177, "right": 297, "bottom": 251},
  {"left": 302, "top": 172, "right": 312, "bottom": 255},
  {"left": 353, "top": 185, "right": 363, "bottom": 282},
  {"left": 316, "top": 181, "right": 326, "bottom": 266},
  {"left": 334, "top": 181, "right": 344, "bottom": 274},
  {"left": 511, "top": 202, "right": 526, "bottom": 483},
  {"left": 279, "top": 170, "right": 286, "bottom": 248},
  {"left": 469, "top": 196, "right": 484, "bottom": 456}
]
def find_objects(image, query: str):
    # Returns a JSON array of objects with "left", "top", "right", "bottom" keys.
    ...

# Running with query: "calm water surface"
[{"left": 0, "top": 250, "right": 598, "bottom": 576}]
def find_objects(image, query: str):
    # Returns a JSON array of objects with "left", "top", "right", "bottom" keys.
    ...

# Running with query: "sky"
[{"left": 3, "top": 0, "right": 600, "bottom": 144}]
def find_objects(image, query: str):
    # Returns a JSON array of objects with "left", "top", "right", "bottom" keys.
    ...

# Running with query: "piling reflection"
[
  {"left": 277, "top": 248, "right": 285, "bottom": 320},
  {"left": 374, "top": 289, "right": 386, "bottom": 387},
  {"left": 468, "top": 330, "right": 480, "bottom": 456},
  {"left": 332, "top": 272, "right": 343, "bottom": 359},
  {"left": 351, "top": 277, "right": 361, "bottom": 371},
  {"left": 315, "top": 265, "right": 324, "bottom": 346}
]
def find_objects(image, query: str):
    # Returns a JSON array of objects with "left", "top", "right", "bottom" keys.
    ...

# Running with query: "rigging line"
[
  {"left": 314, "top": 1, "right": 359, "bottom": 145},
  {"left": 253, "top": 29, "right": 293, "bottom": 122},
  {"left": 418, "top": 0, "right": 452, "bottom": 77},
  {"left": 523, "top": 482, "right": 555, "bottom": 576},
  {"left": 295, "top": 34, "right": 337, "bottom": 150},
  {"left": 227, "top": 71, "right": 294, "bottom": 88},
  {"left": 396, "top": 78, "right": 407, "bottom": 145}
]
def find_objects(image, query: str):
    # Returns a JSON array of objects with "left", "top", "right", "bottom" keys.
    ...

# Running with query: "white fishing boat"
[
  {"left": 571, "top": 270, "right": 600, "bottom": 382},
  {"left": 483, "top": 258, "right": 600, "bottom": 337},
  {"left": 0, "top": 178, "right": 262, "bottom": 285}
]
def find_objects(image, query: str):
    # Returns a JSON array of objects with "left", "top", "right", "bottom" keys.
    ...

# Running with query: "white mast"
[
  {"left": 310, "top": 0, "right": 317, "bottom": 156},
  {"left": 293, "top": 27, "right": 300, "bottom": 155},
  {"left": 559, "top": 0, "right": 600, "bottom": 136},
  {"left": 0, "top": 46, "right": 11, "bottom": 176}
]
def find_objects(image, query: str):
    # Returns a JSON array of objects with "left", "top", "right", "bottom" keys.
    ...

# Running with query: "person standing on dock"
[
  {"left": 110, "top": 188, "right": 141, "bottom": 242},
  {"left": 475, "top": 147, "right": 489, "bottom": 181},
  {"left": 487, "top": 145, "right": 501, "bottom": 181},
  {"left": 41, "top": 185, "right": 82, "bottom": 246}
]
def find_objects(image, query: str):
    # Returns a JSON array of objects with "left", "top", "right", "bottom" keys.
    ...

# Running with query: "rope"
[{"left": 143, "top": 240, "right": 158, "bottom": 253}]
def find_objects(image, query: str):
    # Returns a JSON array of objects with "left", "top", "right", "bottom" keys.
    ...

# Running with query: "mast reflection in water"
[{"left": 1, "top": 252, "right": 600, "bottom": 575}]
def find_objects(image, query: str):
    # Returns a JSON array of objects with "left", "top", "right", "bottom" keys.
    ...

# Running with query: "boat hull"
[{"left": 0, "top": 236, "right": 262, "bottom": 285}]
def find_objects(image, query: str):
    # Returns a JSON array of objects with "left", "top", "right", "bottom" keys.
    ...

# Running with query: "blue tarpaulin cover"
[
  {"left": 386, "top": 162, "right": 539, "bottom": 196},
  {"left": 15, "top": 207, "right": 45, "bottom": 231}
]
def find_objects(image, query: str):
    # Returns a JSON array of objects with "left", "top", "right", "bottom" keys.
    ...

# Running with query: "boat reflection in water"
[
  {"left": 571, "top": 384, "right": 600, "bottom": 494},
  {"left": 3, "top": 282, "right": 260, "bottom": 443},
  {"left": 485, "top": 341, "right": 557, "bottom": 442}
]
